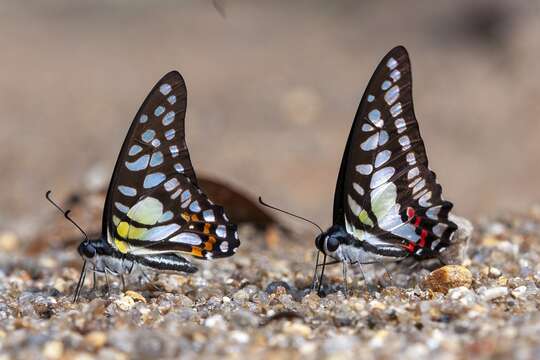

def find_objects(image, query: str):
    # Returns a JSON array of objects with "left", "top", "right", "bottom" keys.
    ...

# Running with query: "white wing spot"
[
  {"left": 361, "top": 132, "right": 379, "bottom": 151},
  {"left": 379, "top": 130, "right": 389, "bottom": 146},
  {"left": 164, "top": 177, "right": 180, "bottom": 192},
  {"left": 390, "top": 102, "right": 402, "bottom": 117},
  {"left": 170, "top": 145, "right": 179, "bottom": 158},
  {"left": 115, "top": 202, "right": 129, "bottom": 213},
  {"left": 174, "top": 163, "right": 184, "bottom": 173},
  {"left": 169, "top": 233, "right": 202, "bottom": 246},
  {"left": 367, "top": 94, "right": 375, "bottom": 102},
  {"left": 143, "top": 173, "right": 166, "bottom": 189},
  {"left": 150, "top": 151, "right": 164, "bottom": 167},
  {"left": 387, "top": 57, "right": 398, "bottom": 69},
  {"left": 160, "top": 83, "right": 172, "bottom": 95},
  {"left": 128, "top": 145, "right": 143, "bottom": 156},
  {"left": 118, "top": 185, "right": 137, "bottom": 197},
  {"left": 203, "top": 209, "right": 215, "bottom": 222},
  {"left": 394, "top": 118, "right": 406, "bottom": 133},
  {"left": 370, "top": 167, "right": 395, "bottom": 189},
  {"left": 189, "top": 201, "right": 201, "bottom": 213},
  {"left": 125, "top": 154, "right": 150, "bottom": 171},
  {"left": 375, "top": 150, "right": 391, "bottom": 168},
  {"left": 162, "top": 111, "right": 175, "bottom": 126},
  {"left": 353, "top": 182, "right": 364, "bottom": 196},
  {"left": 216, "top": 225, "right": 227, "bottom": 238},
  {"left": 356, "top": 164, "right": 373, "bottom": 175},
  {"left": 407, "top": 167, "right": 419, "bottom": 180},
  {"left": 139, "top": 114, "right": 148, "bottom": 123},
  {"left": 390, "top": 69, "right": 401, "bottom": 82},
  {"left": 406, "top": 152, "right": 416, "bottom": 165},
  {"left": 141, "top": 129, "right": 156, "bottom": 143},
  {"left": 384, "top": 85, "right": 400, "bottom": 105},
  {"left": 381, "top": 80, "right": 392, "bottom": 90},
  {"left": 154, "top": 105, "right": 165, "bottom": 117},
  {"left": 219, "top": 241, "right": 229, "bottom": 253},
  {"left": 165, "top": 129, "right": 176, "bottom": 140},
  {"left": 347, "top": 195, "right": 362, "bottom": 216}
]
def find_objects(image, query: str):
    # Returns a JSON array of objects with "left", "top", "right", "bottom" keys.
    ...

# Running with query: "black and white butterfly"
[
  {"left": 313, "top": 46, "right": 457, "bottom": 291},
  {"left": 62, "top": 71, "right": 240, "bottom": 301}
]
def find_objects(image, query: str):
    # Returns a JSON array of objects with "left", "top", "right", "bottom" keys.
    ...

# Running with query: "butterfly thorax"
[
  {"left": 316, "top": 225, "right": 409, "bottom": 265},
  {"left": 78, "top": 238, "right": 133, "bottom": 275}
]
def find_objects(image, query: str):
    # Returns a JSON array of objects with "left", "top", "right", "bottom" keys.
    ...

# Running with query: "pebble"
[
  {"left": 43, "top": 340, "right": 63, "bottom": 360},
  {"left": 204, "top": 314, "right": 227, "bottom": 330},
  {"left": 511, "top": 286, "right": 527, "bottom": 299},
  {"left": 85, "top": 331, "right": 107, "bottom": 349},
  {"left": 481, "top": 287, "right": 509, "bottom": 301},
  {"left": 0, "top": 232, "right": 18, "bottom": 252},
  {"left": 423, "top": 265, "right": 472, "bottom": 293},
  {"left": 282, "top": 322, "right": 312, "bottom": 337},
  {"left": 114, "top": 295, "right": 135, "bottom": 311},
  {"left": 489, "top": 267, "right": 502, "bottom": 278}
]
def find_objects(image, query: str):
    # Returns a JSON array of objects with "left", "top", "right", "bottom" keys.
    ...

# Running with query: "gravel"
[{"left": 1, "top": 201, "right": 540, "bottom": 359}]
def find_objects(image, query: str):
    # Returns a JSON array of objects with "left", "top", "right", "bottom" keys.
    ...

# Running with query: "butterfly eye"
[{"left": 325, "top": 236, "right": 340, "bottom": 253}]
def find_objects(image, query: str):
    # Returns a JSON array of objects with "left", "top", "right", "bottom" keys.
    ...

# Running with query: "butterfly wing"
[
  {"left": 333, "top": 46, "right": 457, "bottom": 257},
  {"left": 102, "top": 71, "right": 239, "bottom": 261}
]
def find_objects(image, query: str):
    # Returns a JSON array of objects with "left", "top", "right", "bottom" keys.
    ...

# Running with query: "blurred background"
[{"left": 1, "top": 0, "right": 539, "bottom": 236}]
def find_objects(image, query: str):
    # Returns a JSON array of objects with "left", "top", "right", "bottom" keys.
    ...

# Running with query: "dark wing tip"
[{"left": 158, "top": 70, "right": 186, "bottom": 86}]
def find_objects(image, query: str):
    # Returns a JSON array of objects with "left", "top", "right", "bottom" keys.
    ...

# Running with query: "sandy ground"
[
  {"left": 0, "top": 187, "right": 540, "bottom": 359},
  {"left": 1, "top": 0, "right": 540, "bottom": 233}
]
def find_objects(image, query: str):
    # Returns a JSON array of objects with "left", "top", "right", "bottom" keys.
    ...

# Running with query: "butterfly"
[
  {"left": 313, "top": 46, "right": 458, "bottom": 292},
  {"left": 69, "top": 71, "right": 240, "bottom": 301}
]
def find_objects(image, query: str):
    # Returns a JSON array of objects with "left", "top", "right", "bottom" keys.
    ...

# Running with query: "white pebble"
[
  {"left": 482, "top": 287, "right": 508, "bottom": 301},
  {"left": 511, "top": 286, "right": 527, "bottom": 299}
]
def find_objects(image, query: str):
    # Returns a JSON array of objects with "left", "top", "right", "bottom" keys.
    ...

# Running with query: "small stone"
[
  {"left": 265, "top": 281, "right": 291, "bottom": 295},
  {"left": 124, "top": 290, "right": 146, "bottom": 303},
  {"left": 489, "top": 267, "right": 502, "bottom": 278},
  {"left": 232, "top": 289, "right": 250, "bottom": 302},
  {"left": 511, "top": 286, "right": 527, "bottom": 299},
  {"left": 423, "top": 265, "right": 472, "bottom": 294},
  {"left": 482, "top": 287, "right": 509, "bottom": 301},
  {"left": 448, "top": 287, "right": 477, "bottom": 308},
  {"left": 204, "top": 314, "right": 227, "bottom": 330},
  {"left": 0, "top": 232, "right": 18, "bottom": 252},
  {"left": 230, "top": 330, "right": 250, "bottom": 344},
  {"left": 115, "top": 295, "right": 135, "bottom": 311},
  {"left": 43, "top": 340, "right": 63, "bottom": 360},
  {"left": 85, "top": 331, "right": 107, "bottom": 349},
  {"left": 282, "top": 322, "right": 312, "bottom": 337}
]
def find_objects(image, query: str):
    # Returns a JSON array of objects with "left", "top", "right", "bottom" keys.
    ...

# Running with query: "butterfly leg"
[
  {"left": 311, "top": 251, "right": 321, "bottom": 291},
  {"left": 120, "top": 274, "right": 126, "bottom": 291},
  {"left": 104, "top": 269, "right": 111, "bottom": 297},
  {"left": 378, "top": 261, "right": 394, "bottom": 286},
  {"left": 355, "top": 262, "right": 374, "bottom": 295},
  {"left": 342, "top": 262, "right": 349, "bottom": 298},
  {"left": 73, "top": 260, "right": 87, "bottom": 303},
  {"left": 92, "top": 268, "right": 97, "bottom": 291},
  {"left": 140, "top": 269, "right": 163, "bottom": 292}
]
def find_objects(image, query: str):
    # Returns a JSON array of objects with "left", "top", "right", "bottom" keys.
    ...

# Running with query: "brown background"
[{"left": 1, "top": 0, "right": 539, "bottom": 234}]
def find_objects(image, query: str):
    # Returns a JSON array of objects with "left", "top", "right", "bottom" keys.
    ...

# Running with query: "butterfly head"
[
  {"left": 77, "top": 240, "right": 97, "bottom": 260},
  {"left": 315, "top": 225, "right": 351, "bottom": 257}
]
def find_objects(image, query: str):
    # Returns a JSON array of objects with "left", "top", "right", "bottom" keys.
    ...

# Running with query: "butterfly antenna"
[
  {"left": 258, "top": 197, "right": 323, "bottom": 235},
  {"left": 45, "top": 190, "right": 88, "bottom": 241}
]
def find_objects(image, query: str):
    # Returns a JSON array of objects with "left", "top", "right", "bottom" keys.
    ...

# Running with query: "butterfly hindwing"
[
  {"left": 102, "top": 71, "right": 239, "bottom": 261},
  {"left": 334, "top": 46, "right": 457, "bottom": 257}
]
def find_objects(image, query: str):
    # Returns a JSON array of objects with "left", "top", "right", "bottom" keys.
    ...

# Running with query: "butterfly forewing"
[
  {"left": 334, "top": 46, "right": 457, "bottom": 257},
  {"left": 102, "top": 71, "right": 239, "bottom": 260}
]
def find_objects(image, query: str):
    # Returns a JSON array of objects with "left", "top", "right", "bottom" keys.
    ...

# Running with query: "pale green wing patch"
[
  {"left": 127, "top": 197, "right": 164, "bottom": 225},
  {"left": 370, "top": 182, "right": 397, "bottom": 223}
]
